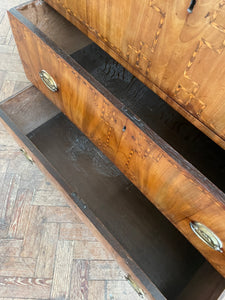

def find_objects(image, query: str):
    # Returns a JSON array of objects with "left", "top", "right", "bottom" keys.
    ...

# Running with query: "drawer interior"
[
  {"left": 1, "top": 87, "right": 224, "bottom": 299},
  {"left": 18, "top": 1, "right": 225, "bottom": 194},
  {"left": 70, "top": 43, "right": 225, "bottom": 193}
]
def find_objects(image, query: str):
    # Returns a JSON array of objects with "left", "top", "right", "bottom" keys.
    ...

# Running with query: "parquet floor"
[{"left": 0, "top": 1, "right": 140, "bottom": 299}]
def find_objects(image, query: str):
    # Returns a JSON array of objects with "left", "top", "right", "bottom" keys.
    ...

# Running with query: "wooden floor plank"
[
  {"left": 73, "top": 241, "right": 113, "bottom": 261},
  {"left": 0, "top": 80, "right": 15, "bottom": 101},
  {"left": 0, "top": 131, "right": 19, "bottom": 150},
  {"left": 0, "top": 224, "right": 9, "bottom": 240},
  {"left": 106, "top": 281, "right": 142, "bottom": 300},
  {"left": 32, "top": 188, "right": 68, "bottom": 207},
  {"left": 5, "top": 71, "right": 28, "bottom": 82},
  {"left": 0, "top": 276, "right": 52, "bottom": 299},
  {"left": 0, "top": 298, "right": 38, "bottom": 300},
  {"left": 0, "top": 54, "right": 24, "bottom": 73},
  {"left": 0, "top": 173, "right": 20, "bottom": 225},
  {"left": 59, "top": 223, "right": 97, "bottom": 242},
  {"left": 19, "top": 170, "right": 48, "bottom": 191},
  {"left": 88, "top": 281, "right": 105, "bottom": 300},
  {"left": 35, "top": 223, "right": 59, "bottom": 278},
  {"left": 20, "top": 206, "right": 44, "bottom": 259},
  {"left": 39, "top": 206, "right": 82, "bottom": 224},
  {"left": 0, "top": 13, "right": 10, "bottom": 37},
  {"left": 8, "top": 189, "right": 33, "bottom": 239},
  {"left": 89, "top": 261, "right": 125, "bottom": 281},
  {"left": 0, "top": 257, "right": 35, "bottom": 277},
  {"left": 69, "top": 260, "right": 89, "bottom": 300},
  {"left": 0, "top": 239, "right": 23, "bottom": 256},
  {"left": 0, "top": 70, "right": 6, "bottom": 90},
  {"left": 0, "top": 45, "right": 14, "bottom": 54},
  {"left": 6, "top": 152, "right": 31, "bottom": 175},
  {"left": 0, "top": 158, "right": 8, "bottom": 173},
  {"left": 50, "top": 240, "right": 74, "bottom": 299}
]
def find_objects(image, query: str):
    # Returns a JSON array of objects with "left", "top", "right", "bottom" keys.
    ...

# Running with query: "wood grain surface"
[
  {"left": 1, "top": 87, "right": 225, "bottom": 299},
  {"left": 0, "top": 112, "right": 142, "bottom": 300},
  {"left": 177, "top": 262, "right": 225, "bottom": 300},
  {"left": 0, "top": 2, "right": 144, "bottom": 299},
  {"left": 44, "top": 0, "right": 225, "bottom": 149},
  {"left": 0, "top": 88, "right": 157, "bottom": 300},
  {"left": 7, "top": 1, "right": 225, "bottom": 278}
]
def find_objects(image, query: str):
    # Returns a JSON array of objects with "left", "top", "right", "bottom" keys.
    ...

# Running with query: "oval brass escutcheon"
[
  {"left": 190, "top": 221, "right": 223, "bottom": 252},
  {"left": 39, "top": 70, "right": 58, "bottom": 92}
]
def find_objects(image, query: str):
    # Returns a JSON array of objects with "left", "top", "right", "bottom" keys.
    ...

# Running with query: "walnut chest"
[{"left": 0, "top": 1, "right": 225, "bottom": 299}]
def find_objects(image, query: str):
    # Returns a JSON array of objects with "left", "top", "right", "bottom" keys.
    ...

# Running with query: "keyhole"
[{"left": 187, "top": 0, "right": 196, "bottom": 13}]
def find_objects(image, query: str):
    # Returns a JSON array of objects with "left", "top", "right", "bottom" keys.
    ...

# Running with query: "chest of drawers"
[{"left": 1, "top": 0, "right": 225, "bottom": 299}]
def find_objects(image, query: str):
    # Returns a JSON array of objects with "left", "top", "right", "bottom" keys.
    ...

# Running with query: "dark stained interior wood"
[
  {"left": 18, "top": 0, "right": 91, "bottom": 54},
  {"left": 70, "top": 43, "right": 225, "bottom": 193},
  {"left": 0, "top": 86, "right": 59, "bottom": 134},
  {"left": 1, "top": 86, "right": 225, "bottom": 299},
  {"left": 27, "top": 112, "right": 205, "bottom": 300},
  {"left": 177, "top": 262, "right": 225, "bottom": 300}
]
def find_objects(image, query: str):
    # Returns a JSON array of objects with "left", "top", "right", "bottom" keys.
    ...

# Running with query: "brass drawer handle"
[
  {"left": 20, "top": 148, "right": 34, "bottom": 164},
  {"left": 125, "top": 274, "right": 144, "bottom": 298},
  {"left": 39, "top": 70, "right": 58, "bottom": 92},
  {"left": 190, "top": 221, "right": 223, "bottom": 252}
]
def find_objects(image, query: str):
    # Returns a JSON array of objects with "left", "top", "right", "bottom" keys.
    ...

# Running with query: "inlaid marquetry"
[
  {"left": 45, "top": 0, "right": 225, "bottom": 148},
  {"left": 0, "top": 2, "right": 140, "bottom": 299},
  {"left": 7, "top": 1, "right": 225, "bottom": 279}
]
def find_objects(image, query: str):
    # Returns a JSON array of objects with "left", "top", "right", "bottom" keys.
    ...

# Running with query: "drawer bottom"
[{"left": 0, "top": 86, "right": 224, "bottom": 300}]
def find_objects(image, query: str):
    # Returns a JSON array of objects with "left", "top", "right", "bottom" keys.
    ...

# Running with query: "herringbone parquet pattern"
[{"left": 0, "top": 1, "right": 140, "bottom": 299}]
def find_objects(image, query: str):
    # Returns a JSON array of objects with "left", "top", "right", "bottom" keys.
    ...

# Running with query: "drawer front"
[
  {"left": 8, "top": 5, "right": 225, "bottom": 277},
  {"left": 115, "top": 119, "right": 225, "bottom": 276},
  {"left": 45, "top": 0, "right": 225, "bottom": 149},
  {"left": 8, "top": 12, "right": 127, "bottom": 163},
  {"left": 179, "top": 205, "right": 225, "bottom": 276}
]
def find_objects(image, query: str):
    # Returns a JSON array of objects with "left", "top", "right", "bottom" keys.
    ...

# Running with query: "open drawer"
[
  {"left": 7, "top": 0, "right": 225, "bottom": 277},
  {"left": 0, "top": 86, "right": 225, "bottom": 299},
  {"left": 41, "top": 0, "right": 225, "bottom": 150}
]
